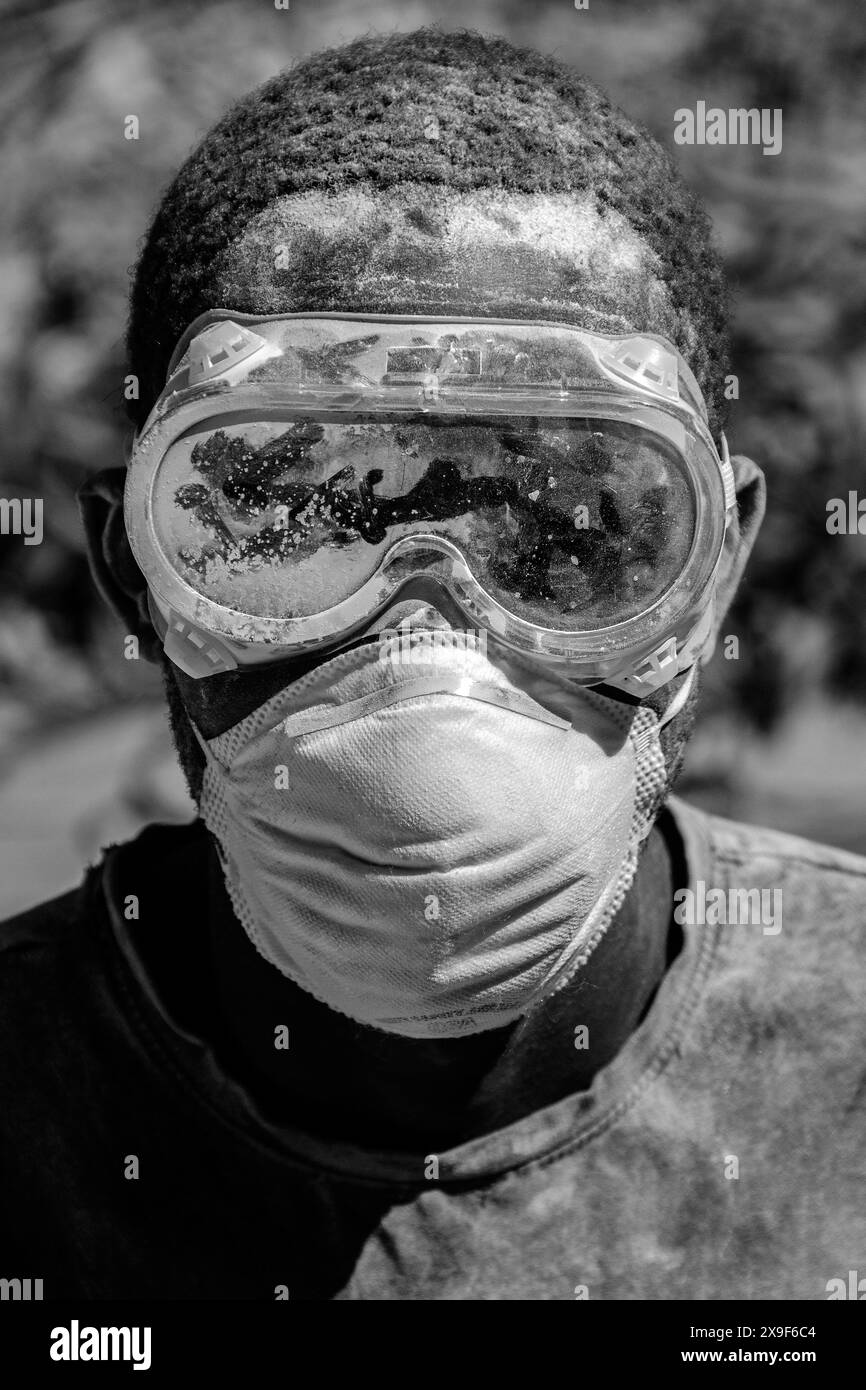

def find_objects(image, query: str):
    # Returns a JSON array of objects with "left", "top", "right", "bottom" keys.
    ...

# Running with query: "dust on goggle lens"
[{"left": 170, "top": 418, "right": 690, "bottom": 626}]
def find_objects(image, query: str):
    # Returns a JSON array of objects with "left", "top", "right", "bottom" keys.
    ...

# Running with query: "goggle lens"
[{"left": 151, "top": 413, "right": 696, "bottom": 631}]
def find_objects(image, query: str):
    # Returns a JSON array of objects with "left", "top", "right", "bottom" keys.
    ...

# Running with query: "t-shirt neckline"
[{"left": 100, "top": 796, "right": 716, "bottom": 1188}]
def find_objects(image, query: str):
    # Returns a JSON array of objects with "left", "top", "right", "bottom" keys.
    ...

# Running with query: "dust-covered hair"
[{"left": 127, "top": 27, "right": 730, "bottom": 433}]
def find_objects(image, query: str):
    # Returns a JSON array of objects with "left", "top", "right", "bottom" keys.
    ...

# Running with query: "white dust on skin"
[{"left": 212, "top": 184, "right": 681, "bottom": 343}]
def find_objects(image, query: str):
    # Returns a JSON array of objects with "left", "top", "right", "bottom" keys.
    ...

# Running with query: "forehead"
[{"left": 211, "top": 183, "right": 679, "bottom": 336}]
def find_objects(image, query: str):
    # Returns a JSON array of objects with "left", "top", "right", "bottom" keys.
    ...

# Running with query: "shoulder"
[
  {"left": 0, "top": 820, "right": 210, "bottom": 1138},
  {"left": 0, "top": 819, "right": 208, "bottom": 977},
  {"left": 668, "top": 793, "right": 866, "bottom": 896},
  {"left": 666, "top": 795, "right": 866, "bottom": 1047},
  {"left": 0, "top": 880, "right": 91, "bottom": 967},
  {"left": 666, "top": 795, "right": 866, "bottom": 1027}
]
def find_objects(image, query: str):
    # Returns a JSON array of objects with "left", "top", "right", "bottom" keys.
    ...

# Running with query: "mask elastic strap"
[
  {"left": 657, "top": 662, "right": 699, "bottom": 731},
  {"left": 185, "top": 710, "right": 228, "bottom": 775}
]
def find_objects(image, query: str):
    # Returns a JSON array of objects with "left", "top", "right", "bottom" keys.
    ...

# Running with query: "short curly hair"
[{"left": 127, "top": 27, "right": 730, "bottom": 433}]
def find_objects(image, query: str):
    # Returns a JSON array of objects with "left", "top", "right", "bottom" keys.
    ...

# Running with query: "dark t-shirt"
[{"left": 1, "top": 797, "right": 864, "bottom": 1300}]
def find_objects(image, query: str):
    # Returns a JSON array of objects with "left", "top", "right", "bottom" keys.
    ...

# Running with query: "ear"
[
  {"left": 700, "top": 451, "right": 766, "bottom": 665},
  {"left": 77, "top": 466, "right": 163, "bottom": 664}
]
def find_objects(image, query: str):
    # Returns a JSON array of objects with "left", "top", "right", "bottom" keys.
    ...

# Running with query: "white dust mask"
[{"left": 193, "top": 611, "right": 694, "bottom": 1038}]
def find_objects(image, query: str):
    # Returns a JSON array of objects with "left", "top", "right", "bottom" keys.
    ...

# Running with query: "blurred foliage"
[{"left": 0, "top": 0, "right": 865, "bottom": 742}]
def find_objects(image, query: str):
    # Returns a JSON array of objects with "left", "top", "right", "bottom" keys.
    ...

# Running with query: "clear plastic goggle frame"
[{"left": 125, "top": 312, "right": 737, "bottom": 693}]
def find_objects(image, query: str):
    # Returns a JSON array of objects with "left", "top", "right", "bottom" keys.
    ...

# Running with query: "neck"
[{"left": 204, "top": 818, "right": 682, "bottom": 1153}]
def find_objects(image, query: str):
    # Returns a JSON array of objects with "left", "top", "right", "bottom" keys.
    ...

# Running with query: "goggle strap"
[
  {"left": 657, "top": 661, "right": 699, "bottom": 731},
  {"left": 719, "top": 432, "right": 737, "bottom": 515},
  {"left": 148, "top": 591, "right": 239, "bottom": 679}
]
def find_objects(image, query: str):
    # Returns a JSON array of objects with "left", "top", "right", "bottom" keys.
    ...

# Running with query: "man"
[{"left": 1, "top": 28, "right": 863, "bottom": 1301}]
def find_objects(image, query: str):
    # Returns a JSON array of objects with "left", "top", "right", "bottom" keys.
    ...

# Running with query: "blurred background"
[{"left": 1, "top": 0, "right": 865, "bottom": 916}]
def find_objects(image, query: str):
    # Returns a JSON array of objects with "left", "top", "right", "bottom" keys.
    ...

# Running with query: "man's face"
[{"left": 137, "top": 181, "right": 734, "bottom": 797}]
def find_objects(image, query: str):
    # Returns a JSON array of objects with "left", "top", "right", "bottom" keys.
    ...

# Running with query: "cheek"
[
  {"left": 167, "top": 631, "right": 384, "bottom": 738},
  {"left": 659, "top": 723, "right": 686, "bottom": 785},
  {"left": 162, "top": 664, "right": 206, "bottom": 804},
  {"left": 170, "top": 655, "right": 326, "bottom": 739}
]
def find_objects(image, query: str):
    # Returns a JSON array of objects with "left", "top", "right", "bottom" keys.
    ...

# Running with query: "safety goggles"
[{"left": 125, "top": 312, "right": 736, "bottom": 693}]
